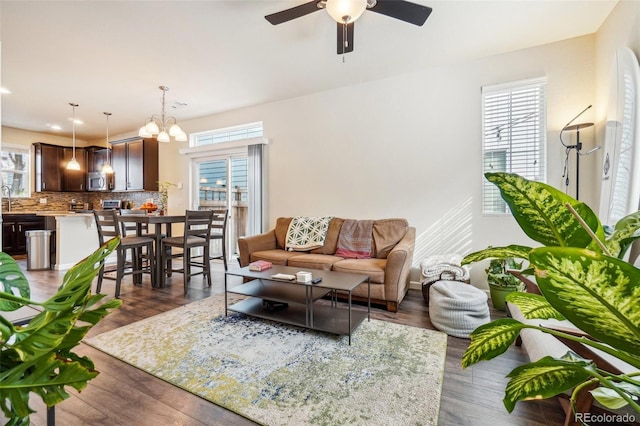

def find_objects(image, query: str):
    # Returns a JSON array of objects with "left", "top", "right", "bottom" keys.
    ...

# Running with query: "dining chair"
[
  {"left": 190, "top": 208, "right": 229, "bottom": 271},
  {"left": 160, "top": 209, "right": 214, "bottom": 293},
  {"left": 119, "top": 209, "right": 150, "bottom": 237},
  {"left": 93, "top": 209, "right": 156, "bottom": 297}
]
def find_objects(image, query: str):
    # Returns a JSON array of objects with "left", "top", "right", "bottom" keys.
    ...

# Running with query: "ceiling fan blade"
[
  {"left": 369, "top": 0, "right": 433, "bottom": 26},
  {"left": 337, "top": 22, "right": 354, "bottom": 55},
  {"left": 265, "top": 1, "right": 323, "bottom": 25}
]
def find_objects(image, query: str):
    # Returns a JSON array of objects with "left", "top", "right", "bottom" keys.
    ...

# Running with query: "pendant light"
[
  {"left": 66, "top": 103, "right": 81, "bottom": 171},
  {"left": 102, "top": 112, "right": 114, "bottom": 174}
]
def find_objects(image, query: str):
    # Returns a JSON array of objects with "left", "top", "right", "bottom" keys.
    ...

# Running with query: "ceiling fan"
[{"left": 265, "top": 0, "right": 433, "bottom": 55}]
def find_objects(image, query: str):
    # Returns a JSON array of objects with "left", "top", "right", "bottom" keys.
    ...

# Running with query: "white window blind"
[{"left": 482, "top": 77, "right": 547, "bottom": 214}]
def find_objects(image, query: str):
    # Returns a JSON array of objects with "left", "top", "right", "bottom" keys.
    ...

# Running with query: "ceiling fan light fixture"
[{"left": 326, "top": 0, "right": 367, "bottom": 23}]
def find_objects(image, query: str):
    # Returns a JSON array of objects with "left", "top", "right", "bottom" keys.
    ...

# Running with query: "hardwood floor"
[{"left": 9, "top": 259, "right": 565, "bottom": 426}]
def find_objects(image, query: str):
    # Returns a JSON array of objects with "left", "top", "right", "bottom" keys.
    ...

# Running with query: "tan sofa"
[{"left": 238, "top": 217, "right": 415, "bottom": 312}]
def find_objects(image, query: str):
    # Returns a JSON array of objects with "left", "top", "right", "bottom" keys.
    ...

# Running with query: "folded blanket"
[
  {"left": 420, "top": 253, "right": 470, "bottom": 283},
  {"left": 285, "top": 216, "right": 333, "bottom": 251},
  {"left": 335, "top": 219, "right": 374, "bottom": 259}
]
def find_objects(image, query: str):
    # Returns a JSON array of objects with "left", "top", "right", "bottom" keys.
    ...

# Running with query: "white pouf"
[{"left": 429, "top": 280, "right": 490, "bottom": 338}]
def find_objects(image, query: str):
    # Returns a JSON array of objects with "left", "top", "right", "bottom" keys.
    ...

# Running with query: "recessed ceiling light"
[
  {"left": 72, "top": 119, "right": 83, "bottom": 125},
  {"left": 48, "top": 124, "right": 62, "bottom": 131},
  {"left": 0, "top": 87, "right": 11, "bottom": 94}
]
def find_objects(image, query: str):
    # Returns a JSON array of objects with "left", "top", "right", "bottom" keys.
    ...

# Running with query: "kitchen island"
[{"left": 39, "top": 212, "right": 100, "bottom": 270}]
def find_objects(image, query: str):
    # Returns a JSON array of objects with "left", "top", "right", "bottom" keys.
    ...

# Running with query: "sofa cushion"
[
  {"left": 250, "top": 249, "right": 304, "bottom": 266},
  {"left": 285, "top": 216, "right": 334, "bottom": 251},
  {"left": 332, "top": 258, "right": 386, "bottom": 284},
  {"left": 275, "top": 217, "right": 293, "bottom": 250},
  {"left": 372, "top": 219, "right": 408, "bottom": 259},
  {"left": 287, "top": 254, "right": 345, "bottom": 271},
  {"left": 310, "top": 218, "right": 344, "bottom": 255}
]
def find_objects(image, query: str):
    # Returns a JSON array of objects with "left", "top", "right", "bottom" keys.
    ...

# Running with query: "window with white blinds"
[{"left": 482, "top": 77, "right": 547, "bottom": 214}]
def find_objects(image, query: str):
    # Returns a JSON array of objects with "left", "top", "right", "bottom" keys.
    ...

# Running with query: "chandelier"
[
  {"left": 138, "top": 86, "right": 187, "bottom": 142},
  {"left": 66, "top": 103, "right": 81, "bottom": 170}
]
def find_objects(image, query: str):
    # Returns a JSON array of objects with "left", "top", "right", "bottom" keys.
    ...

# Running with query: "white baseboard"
[{"left": 409, "top": 280, "right": 422, "bottom": 291}]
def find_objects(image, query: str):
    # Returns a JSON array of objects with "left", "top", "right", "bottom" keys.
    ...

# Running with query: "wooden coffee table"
[{"left": 224, "top": 265, "right": 370, "bottom": 344}]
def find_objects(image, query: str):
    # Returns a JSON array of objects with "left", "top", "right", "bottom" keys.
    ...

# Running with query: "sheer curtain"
[{"left": 248, "top": 143, "right": 266, "bottom": 235}]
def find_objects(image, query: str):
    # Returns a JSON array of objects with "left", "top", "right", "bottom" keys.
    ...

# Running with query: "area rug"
[{"left": 85, "top": 294, "right": 447, "bottom": 425}]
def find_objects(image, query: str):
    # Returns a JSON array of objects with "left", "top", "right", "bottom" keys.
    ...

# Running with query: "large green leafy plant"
[
  {"left": 461, "top": 172, "right": 640, "bottom": 417},
  {"left": 0, "top": 238, "right": 122, "bottom": 425}
]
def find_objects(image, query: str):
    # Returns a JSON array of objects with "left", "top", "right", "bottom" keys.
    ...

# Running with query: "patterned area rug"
[{"left": 85, "top": 295, "right": 447, "bottom": 425}]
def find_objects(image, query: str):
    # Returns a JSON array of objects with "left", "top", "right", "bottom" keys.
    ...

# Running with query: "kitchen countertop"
[{"left": 2, "top": 211, "right": 93, "bottom": 216}]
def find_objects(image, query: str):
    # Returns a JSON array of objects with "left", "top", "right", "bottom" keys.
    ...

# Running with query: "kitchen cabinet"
[
  {"left": 111, "top": 137, "right": 158, "bottom": 191},
  {"left": 34, "top": 143, "right": 87, "bottom": 192},
  {"left": 87, "top": 146, "right": 111, "bottom": 173},
  {"left": 2, "top": 214, "right": 46, "bottom": 255},
  {"left": 34, "top": 143, "right": 63, "bottom": 192},
  {"left": 62, "top": 147, "right": 87, "bottom": 191}
]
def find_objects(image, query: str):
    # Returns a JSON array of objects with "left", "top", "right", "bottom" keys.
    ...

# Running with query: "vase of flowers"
[{"left": 158, "top": 181, "right": 176, "bottom": 215}]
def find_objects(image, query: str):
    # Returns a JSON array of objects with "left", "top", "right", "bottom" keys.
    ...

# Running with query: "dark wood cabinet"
[
  {"left": 87, "top": 146, "right": 111, "bottom": 173},
  {"left": 34, "top": 143, "right": 63, "bottom": 192},
  {"left": 62, "top": 147, "right": 87, "bottom": 191},
  {"left": 2, "top": 214, "right": 45, "bottom": 255},
  {"left": 34, "top": 143, "right": 87, "bottom": 192},
  {"left": 111, "top": 138, "right": 158, "bottom": 191}
]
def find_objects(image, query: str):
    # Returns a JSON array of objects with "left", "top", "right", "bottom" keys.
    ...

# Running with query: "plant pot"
[{"left": 489, "top": 284, "right": 520, "bottom": 311}]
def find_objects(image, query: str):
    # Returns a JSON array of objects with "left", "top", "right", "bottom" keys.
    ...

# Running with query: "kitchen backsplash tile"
[{"left": 2, "top": 191, "right": 162, "bottom": 212}]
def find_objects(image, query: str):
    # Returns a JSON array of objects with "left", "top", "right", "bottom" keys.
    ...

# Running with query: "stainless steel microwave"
[{"left": 87, "top": 172, "right": 113, "bottom": 191}]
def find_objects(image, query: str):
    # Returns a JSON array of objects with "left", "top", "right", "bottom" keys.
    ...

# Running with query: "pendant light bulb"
[
  {"left": 67, "top": 158, "right": 81, "bottom": 171},
  {"left": 66, "top": 103, "right": 81, "bottom": 171},
  {"left": 102, "top": 112, "right": 114, "bottom": 174}
]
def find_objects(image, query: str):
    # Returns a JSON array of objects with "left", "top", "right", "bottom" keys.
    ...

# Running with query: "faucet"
[{"left": 1, "top": 185, "right": 11, "bottom": 212}]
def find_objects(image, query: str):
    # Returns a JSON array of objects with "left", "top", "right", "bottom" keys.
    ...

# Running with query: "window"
[
  {"left": 192, "top": 122, "right": 263, "bottom": 147},
  {"left": 1, "top": 145, "right": 30, "bottom": 198},
  {"left": 482, "top": 77, "right": 547, "bottom": 214},
  {"left": 182, "top": 121, "right": 266, "bottom": 256}
]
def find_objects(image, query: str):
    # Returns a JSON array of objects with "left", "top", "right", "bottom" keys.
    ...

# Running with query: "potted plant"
[
  {"left": 485, "top": 257, "right": 525, "bottom": 310},
  {"left": 461, "top": 172, "right": 640, "bottom": 418},
  {"left": 0, "top": 238, "right": 122, "bottom": 425}
]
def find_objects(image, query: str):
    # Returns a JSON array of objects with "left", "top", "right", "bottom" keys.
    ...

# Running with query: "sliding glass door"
[{"left": 193, "top": 155, "right": 249, "bottom": 260}]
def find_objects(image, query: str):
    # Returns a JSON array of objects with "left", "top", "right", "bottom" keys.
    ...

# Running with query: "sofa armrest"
[
  {"left": 383, "top": 227, "right": 416, "bottom": 303},
  {"left": 238, "top": 230, "right": 277, "bottom": 267}
]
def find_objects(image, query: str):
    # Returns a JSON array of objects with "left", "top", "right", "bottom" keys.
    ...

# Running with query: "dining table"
[{"left": 116, "top": 213, "right": 185, "bottom": 288}]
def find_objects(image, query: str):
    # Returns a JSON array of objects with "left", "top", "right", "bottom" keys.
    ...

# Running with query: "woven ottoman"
[{"left": 429, "top": 280, "right": 490, "bottom": 338}]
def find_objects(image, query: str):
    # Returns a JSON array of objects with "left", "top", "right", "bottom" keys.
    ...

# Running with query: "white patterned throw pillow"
[{"left": 285, "top": 216, "right": 333, "bottom": 251}]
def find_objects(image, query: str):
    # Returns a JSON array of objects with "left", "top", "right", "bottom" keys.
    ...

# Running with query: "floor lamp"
[{"left": 563, "top": 121, "right": 594, "bottom": 201}]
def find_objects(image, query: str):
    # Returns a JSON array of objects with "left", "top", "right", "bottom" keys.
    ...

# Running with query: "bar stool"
[
  {"left": 93, "top": 210, "right": 156, "bottom": 297},
  {"left": 161, "top": 210, "right": 214, "bottom": 293},
  {"left": 190, "top": 208, "right": 229, "bottom": 271}
]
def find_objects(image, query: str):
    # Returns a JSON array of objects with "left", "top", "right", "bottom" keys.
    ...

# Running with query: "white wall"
[
  {"left": 593, "top": 0, "right": 640, "bottom": 195},
  {"left": 160, "top": 34, "right": 601, "bottom": 288},
  {"left": 2, "top": 126, "right": 82, "bottom": 148}
]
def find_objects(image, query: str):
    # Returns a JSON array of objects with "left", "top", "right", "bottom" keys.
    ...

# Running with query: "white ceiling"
[{"left": 0, "top": 0, "right": 617, "bottom": 140}]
